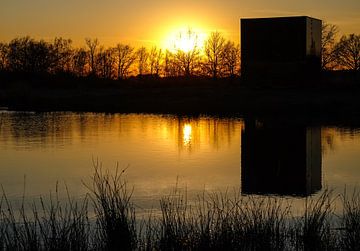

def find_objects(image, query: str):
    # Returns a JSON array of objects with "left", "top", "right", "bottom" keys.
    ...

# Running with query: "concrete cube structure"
[{"left": 241, "top": 16, "right": 322, "bottom": 82}]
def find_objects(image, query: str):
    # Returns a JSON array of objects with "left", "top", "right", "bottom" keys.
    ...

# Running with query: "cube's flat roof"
[{"left": 241, "top": 16, "right": 322, "bottom": 22}]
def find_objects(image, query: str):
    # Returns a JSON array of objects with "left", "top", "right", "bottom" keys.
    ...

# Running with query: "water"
[{"left": 0, "top": 111, "right": 360, "bottom": 211}]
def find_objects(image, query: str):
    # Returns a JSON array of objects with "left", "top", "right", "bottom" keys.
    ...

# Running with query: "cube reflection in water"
[{"left": 241, "top": 119, "right": 322, "bottom": 196}]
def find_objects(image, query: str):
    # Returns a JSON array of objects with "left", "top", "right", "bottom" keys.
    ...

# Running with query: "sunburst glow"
[{"left": 162, "top": 27, "right": 208, "bottom": 53}]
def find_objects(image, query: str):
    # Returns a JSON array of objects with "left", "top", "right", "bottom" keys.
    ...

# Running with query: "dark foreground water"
[{"left": 0, "top": 111, "right": 359, "bottom": 213}]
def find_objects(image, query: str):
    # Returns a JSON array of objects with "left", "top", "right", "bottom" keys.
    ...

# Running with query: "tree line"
[
  {"left": 0, "top": 26, "right": 358, "bottom": 80},
  {"left": 0, "top": 31, "right": 240, "bottom": 80}
]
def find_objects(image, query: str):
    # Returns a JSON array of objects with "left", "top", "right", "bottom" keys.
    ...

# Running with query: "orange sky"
[{"left": 1, "top": 0, "right": 359, "bottom": 48}]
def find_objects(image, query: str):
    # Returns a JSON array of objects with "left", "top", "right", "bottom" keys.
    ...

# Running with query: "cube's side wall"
[
  {"left": 306, "top": 18, "right": 322, "bottom": 57},
  {"left": 306, "top": 18, "right": 322, "bottom": 73}
]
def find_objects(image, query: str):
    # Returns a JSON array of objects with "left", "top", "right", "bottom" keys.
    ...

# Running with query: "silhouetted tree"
[
  {"left": 97, "top": 47, "right": 116, "bottom": 79},
  {"left": 149, "top": 46, "right": 163, "bottom": 75},
  {"left": 164, "top": 50, "right": 173, "bottom": 77},
  {"left": 115, "top": 44, "right": 136, "bottom": 79},
  {"left": 72, "top": 48, "right": 88, "bottom": 76},
  {"left": 7, "top": 36, "right": 52, "bottom": 73},
  {"left": 49, "top": 37, "right": 73, "bottom": 73},
  {"left": 174, "top": 29, "right": 201, "bottom": 76},
  {"left": 222, "top": 41, "right": 240, "bottom": 76},
  {"left": 204, "top": 31, "right": 226, "bottom": 78},
  {"left": 334, "top": 34, "right": 360, "bottom": 70},
  {"left": 322, "top": 23, "right": 339, "bottom": 70},
  {"left": 136, "top": 47, "right": 149, "bottom": 75},
  {"left": 85, "top": 38, "right": 99, "bottom": 76},
  {"left": 0, "top": 42, "right": 9, "bottom": 70},
  {"left": 164, "top": 50, "right": 182, "bottom": 77}
]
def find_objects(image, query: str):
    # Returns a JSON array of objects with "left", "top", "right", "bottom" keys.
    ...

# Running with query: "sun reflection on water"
[{"left": 183, "top": 124, "right": 192, "bottom": 146}]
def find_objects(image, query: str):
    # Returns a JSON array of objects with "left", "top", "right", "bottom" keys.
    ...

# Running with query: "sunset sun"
[{"left": 162, "top": 27, "right": 208, "bottom": 52}]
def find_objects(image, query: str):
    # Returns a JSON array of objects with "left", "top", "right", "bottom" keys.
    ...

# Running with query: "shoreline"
[{"left": 1, "top": 73, "right": 360, "bottom": 122}]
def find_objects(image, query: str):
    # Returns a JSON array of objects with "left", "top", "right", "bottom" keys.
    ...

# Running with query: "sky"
[{"left": 1, "top": 0, "right": 359, "bottom": 48}]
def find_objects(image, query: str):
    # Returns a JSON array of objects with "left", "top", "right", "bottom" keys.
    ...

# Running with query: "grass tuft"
[
  {"left": 341, "top": 188, "right": 360, "bottom": 251},
  {"left": 85, "top": 161, "right": 137, "bottom": 250}
]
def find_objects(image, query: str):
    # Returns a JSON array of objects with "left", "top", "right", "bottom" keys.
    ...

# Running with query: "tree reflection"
[{"left": 0, "top": 113, "right": 241, "bottom": 154}]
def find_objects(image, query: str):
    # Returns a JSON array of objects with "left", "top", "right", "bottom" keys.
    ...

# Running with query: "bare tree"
[
  {"left": 335, "top": 34, "right": 360, "bottom": 71},
  {"left": 50, "top": 37, "right": 73, "bottom": 73},
  {"left": 204, "top": 31, "right": 226, "bottom": 78},
  {"left": 0, "top": 42, "right": 9, "bottom": 70},
  {"left": 85, "top": 38, "right": 99, "bottom": 76},
  {"left": 222, "top": 41, "right": 240, "bottom": 76},
  {"left": 96, "top": 47, "right": 116, "bottom": 79},
  {"left": 7, "top": 36, "right": 53, "bottom": 73},
  {"left": 322, "top": 23, "right": 339, "bottom": 70},
  {"left": 72, "top": 48, "right": 88, "bottom": 76},
  {"left": 154, "top": 49, "right": 163, "bottom": 76},
  {"left": 174, "top": 29, "right": 201, "bottom": 76},
  {"left": 149, "top": 46, "right": 163, "bottom": 75},
  {"left": 136, "top": 47, "right": 149, "bottom": 75},
  {"left": 164, "top": 50, "right": 175, "bottom": 77},
  {"left": 115, "top": 43, "right": 136, "bottom": 79}
]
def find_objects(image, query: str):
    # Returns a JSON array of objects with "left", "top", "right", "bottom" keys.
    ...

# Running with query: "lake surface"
[{"left": 1, "top": 112, "right": 360, "bottom": 211}]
